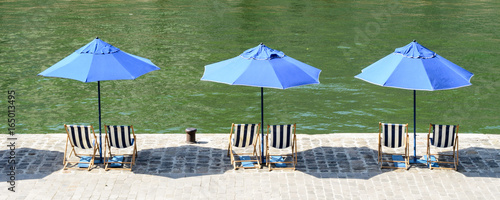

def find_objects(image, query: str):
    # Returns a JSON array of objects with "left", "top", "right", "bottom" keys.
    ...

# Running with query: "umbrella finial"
[
  {"left": 394, "top": 40, "right": 435, "bottom": 59},
  {"left": 260, "top": 42, "right": 264, "bottom": 45}
]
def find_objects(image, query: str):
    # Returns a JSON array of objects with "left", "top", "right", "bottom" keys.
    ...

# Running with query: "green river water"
[{"left": 1, "top": 0, "right": 499, "bottom": 134}]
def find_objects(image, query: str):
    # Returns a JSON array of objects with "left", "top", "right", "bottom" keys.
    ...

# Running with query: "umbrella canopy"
[
  {"left": 39, "top": 37, "right": 159, "bottom": 82},
  {"left": 201, "top": 43, "right": 321, "bottom": 162},
  {"left": 201, "top": 43, "right": 321, "bottom": 89},
  {"left": 38, "top": 37, "right": 160, "bottom": 162},
  {"left": 355, "top": 40, "right": 473, "bottom": 163},
  {"left": 355, "top": 40, "right": 473, "bottom": 91}
]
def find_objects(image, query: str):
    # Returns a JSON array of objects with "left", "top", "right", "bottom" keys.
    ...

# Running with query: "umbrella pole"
[
  {"left": 410, "top": 90, "right": 428, "bottom": 164},
  {"left": 413, "top": 90, "right": 417, "bottom": 163},
  {"left": 98, "top": 81, "right": 103, "bottom": 163},
  {"left": 261, "top": 87, "right": 265, "bottom": 163}
]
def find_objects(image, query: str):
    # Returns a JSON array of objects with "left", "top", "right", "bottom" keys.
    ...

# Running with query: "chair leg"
[
  {"left": 88, "top": 148, "right": 96, "bottom": 171},
  {"left": 134, "top": 146, "right": 138, "bottom": 160},
  {"left": 453, "top": 145, "right": 458, "bottom": 171},
  {"left": 232, "top": 154, "right": 237, "bottom": 170},
  {"left": 63, "top": 143, "right": 69, "bottom": 170},
  {"left": 427, "top": 137, "right": 432, "bottom": 169},
  {"left": 295, "top": 141, "right": 298, "bottom": 166},
  {"left": 267, "top": 152, "right": 271, "bottom": 171},
  {"left": 63, "top": 137, "right": 70, "bottom": 165},
  {"left": 456, "top": 146, "right": 458, "bottom": 168},
  {"left": 104, "top": 139, "right": 108, "bottom": 171},
  {"left": 130, "top": 145, "right": 137, "bottom": 170},
  {"left": 378, "top": 146, "right": 382, "bottom": 169},
  {"left": 228, "top": 146, "right": 237, "bottom": 169},
  {"left": 406, "top": 136, "right": 409, "bottom": 170},
  {"left": 292, "top": 143, "right": 297, "bottom": 171}
]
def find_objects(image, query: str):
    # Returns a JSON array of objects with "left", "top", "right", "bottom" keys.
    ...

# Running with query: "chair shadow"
[{"left": 0, "top": 148, "right": 65, "bottom": 181}]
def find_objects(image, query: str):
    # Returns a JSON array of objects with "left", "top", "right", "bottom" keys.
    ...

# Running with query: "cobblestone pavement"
[{"left": 2, "top": 133, "right": 500, "bottom": 199}]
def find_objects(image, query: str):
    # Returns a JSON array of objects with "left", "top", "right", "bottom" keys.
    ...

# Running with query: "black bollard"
[{"left": 185, "top": 128, "right": 197, "bottom": 144}]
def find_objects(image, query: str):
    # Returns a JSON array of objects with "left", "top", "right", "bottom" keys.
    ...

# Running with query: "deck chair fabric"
[
  {"left": 107, "top": 125, "right": 134, "bottom": 148},
  {"left": 269, "top": 124, "right": 294, "bottom": 149},
  {"left": 104, "top": 125, "right": 137, "bottom": 171},
  {"left": 430, "top": 124, "right": 457, "bottom": 148},
  {"left": 378, "top": 122, "right": 409, "bottom": 170},
  {"left": 427, "top": 124, "right": 459, "bottom": 170},
  {"left": 67, "top": 125, "right": 95, "bottom": 149},
  {"left": 228, "top": 123, "right": 261, "bottom": 169},
  {"left": 63, "top": 124, "right": 99, "bottom": 171},
  {"left": 266, "top": 124, "right": 297, "bottom": 171},
  {"left": 381, "top": 123, "right": 405, "bottom": 148},
  {"left": 232, "top": 124, "right": 258, "bottom": 148}
]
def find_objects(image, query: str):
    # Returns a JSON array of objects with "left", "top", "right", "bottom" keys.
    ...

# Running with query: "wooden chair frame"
[
  {"left": 63, "top": 124, "right": 100, "bottom": 171},
  {"left": 104, "top": 125, "right": 138, "bottom": 171},
  {"left": 266, "top": 124, "right": 297, "bottom": 171},
  {"left": 227, "top": 123, "right": 261, "bottom": 170},
  {"left": 378, "top": 122, "right": 409, "bottom": 170},
  {"left": 427, "top": 124, "right": 459, "bottom": 170}
]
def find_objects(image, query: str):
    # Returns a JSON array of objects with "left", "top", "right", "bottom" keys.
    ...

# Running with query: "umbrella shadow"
[
  {"left": 0, "top": 148, "right": 64, "bottom": 181},
  {"left": 132, "top": 145, "right": 234, "bottom": 178},
  {"left": 292, "top": 146, "right": 500, "bottom": 179},
  {"left": 455, "top": 147, "right": 500, "bottom": 177},
  {"left": 8, "top": 145, "right": 495, "bottom": 181},
  {"left": 132, "top": 145, "right": 386, "bottom": 179},
  {"left": 294, "top": 146, "right": 384, "bottom": 179}
]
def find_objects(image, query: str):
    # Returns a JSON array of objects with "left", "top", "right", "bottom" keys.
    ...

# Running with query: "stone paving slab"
[{"left": 1, "top": 133, "right": 500, "bottom": 199}]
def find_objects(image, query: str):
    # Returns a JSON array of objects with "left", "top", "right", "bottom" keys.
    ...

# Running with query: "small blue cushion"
[
  {"left": 270, "top": 156, "right": 287, "bottom": 167},
  {"left": 78, "top": 156, "right": 92, "bottom": 168},
  {"left": 391, "top": 155, "right": 406, "bottom": 168},
  {"left": 108, "top": 156, "right": 124, "bottom": 168},
  {"left": 423, "top": 155, "right": 439, "bottom": 167},
  {"left": 239, "top": 156, "right": 255, "bottom": 167}
]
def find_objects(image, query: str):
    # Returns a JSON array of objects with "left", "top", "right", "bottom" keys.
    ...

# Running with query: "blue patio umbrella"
[
  {"left": 201, "top": 43, "right": 321, "bottom": 161},
  {"left": 355, "top": 40, "right": 473, "bottom": 163},
  {"left": 38, "top": 37, "right": 160, "bottom": 162}
]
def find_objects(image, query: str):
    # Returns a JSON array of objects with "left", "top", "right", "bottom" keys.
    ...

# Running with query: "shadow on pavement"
[
  {"left": 132, "top": 145, "right": 385, "bottom": 179},
  {"left": 456, "top": 147, "right": 500, "bottom": 177},
  {"left": 0, "top": 148, "right": 64, "bottom": 181},
  {"left": 3, "top": 145, "right": 498, "bottom": 181},
  {"left": 295, "top": 146, "right": 500, "bottom": 179},
  {"left": 132, "top": 145, "right": 233, "bottom": 178},
  {"left": 295, "top": 146, "right": 383, "bottom": 179}
]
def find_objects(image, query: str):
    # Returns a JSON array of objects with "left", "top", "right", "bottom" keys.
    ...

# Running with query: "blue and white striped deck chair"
[
  {"left": 427, "top": 124, "right": 459, "bottom": 170},
  {"left": 378, "top": 122, "right": 409, "bottom": 170},
  {"left": 227, "top": 123, "right": 261, "bottom": 169},
  {"left": 266, "top": 124, "right": 297, "bottom": 171},
  {"left": 63, "top": 124, "right": 100, "bottom": 171},
  {"left": 104, "top": 125, "right": 137, "bottom": 171}
]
